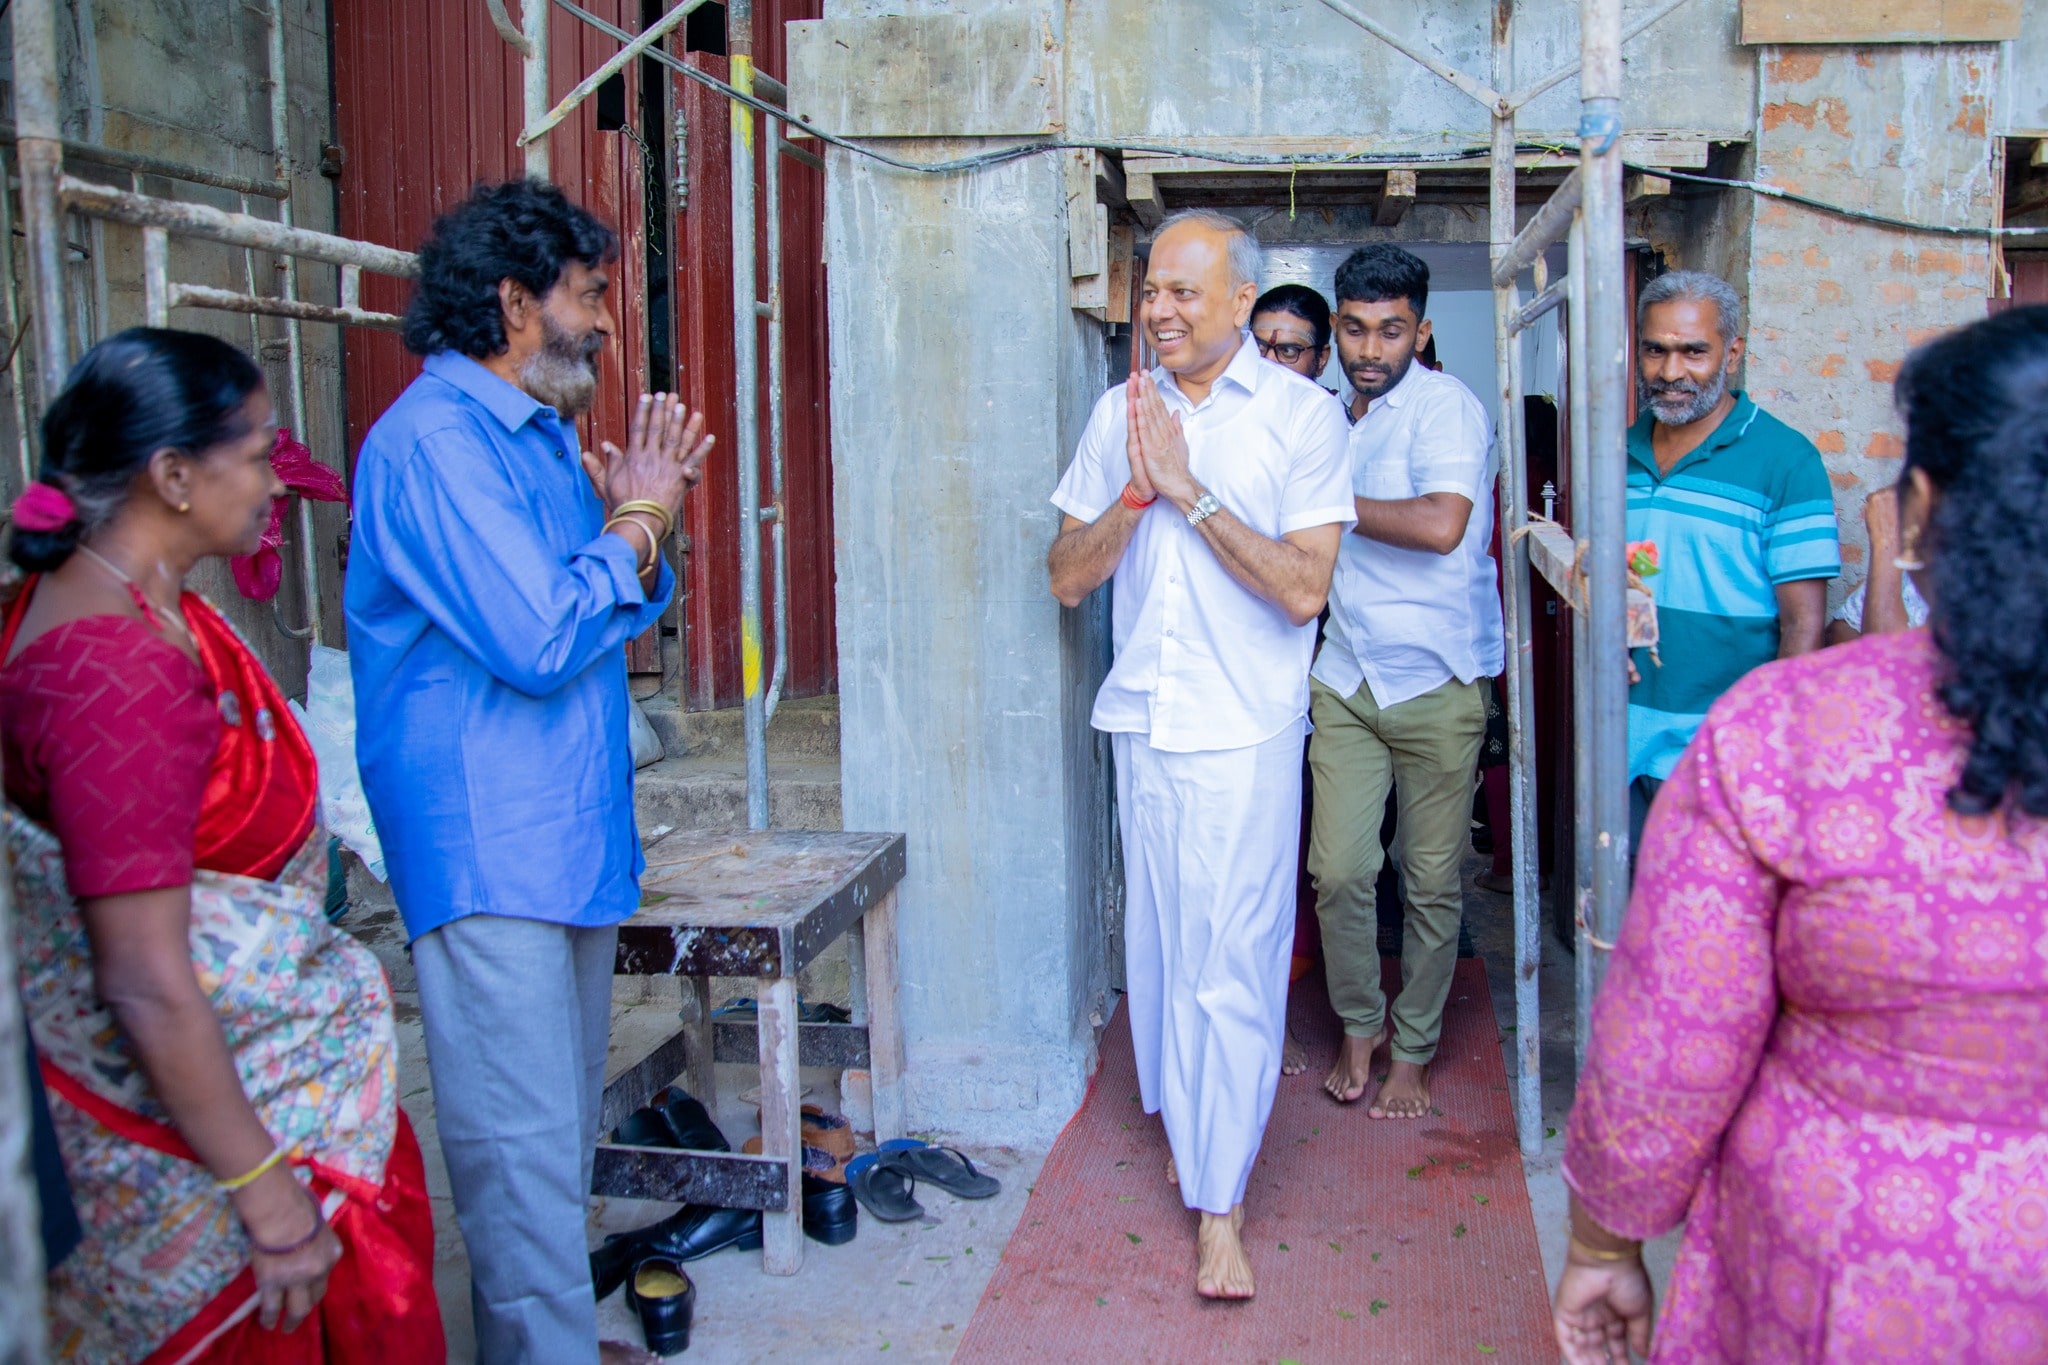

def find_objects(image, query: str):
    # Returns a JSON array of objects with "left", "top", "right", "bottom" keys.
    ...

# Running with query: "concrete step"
[
  {"left": 636, "top": 693, "right": 840, "bottom": 760},
  {"left": 633, "top": 751, "right": 842, "bottom": 833}
]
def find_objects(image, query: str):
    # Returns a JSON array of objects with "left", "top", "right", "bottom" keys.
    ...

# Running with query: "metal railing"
[{"left": 9, "top": 0, "right": 419, "bottom": 647}]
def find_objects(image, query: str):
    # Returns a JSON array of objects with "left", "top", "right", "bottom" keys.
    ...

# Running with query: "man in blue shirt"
[{"left": 347, "top": 180, "right": 712, "bottom": 1364}]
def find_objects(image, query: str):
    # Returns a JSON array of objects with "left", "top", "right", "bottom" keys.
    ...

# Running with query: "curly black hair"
[
  {"left": 401, "top": 179, "right": 619, "bottom": 359},
  {"left": 10, "top": 327, "right": 264, "bottom": 573},
  {"left": 1896, "top": 304, "right": 2048, "bottom": 817},
  {"left": 1252, "top": 283, "right": 1332, "bottom": 351},
  {"left": 1334, "top": 243, "right": 1429, "bottom": 320}
]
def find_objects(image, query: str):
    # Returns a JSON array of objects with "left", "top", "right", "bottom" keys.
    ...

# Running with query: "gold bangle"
[
  {"left": 218, "top": 1144, "right": 286, "bottom": 1193},
  {"left": 603, "top": 516, "right": 659, "bottom": 575},
  {"left": 610, "top": 500, "right": 674, "bottom": 542},
  {"left": 1568, "top": 1235, "right": 1640, "bottom": 1263}
]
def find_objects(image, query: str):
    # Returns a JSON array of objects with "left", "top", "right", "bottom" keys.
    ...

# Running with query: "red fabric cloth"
[
  {"left": 139, "top": 1113, "right": 445, "bottom": 1365},
  {"left": 1, "top": 615, "right": 217, "bottom": 897},
  {"left": 0, "top": 580, "right": 317, "bottom": 890}
]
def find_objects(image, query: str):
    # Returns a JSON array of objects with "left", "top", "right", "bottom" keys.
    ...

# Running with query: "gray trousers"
[{"left": 412, "top": 915, "right": 617, "bottom": 1365}]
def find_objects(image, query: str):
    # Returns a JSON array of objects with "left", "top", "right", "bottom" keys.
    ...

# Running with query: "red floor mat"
[{"left": 956, "top": 960, "right": 1554, "bottom": 1363}]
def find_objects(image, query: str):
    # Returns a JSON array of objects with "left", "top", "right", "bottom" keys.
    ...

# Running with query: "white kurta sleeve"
[
  {"left": 1051, "top": 383, "right": 1130, "bottom": 524},
  {"left": 1279, "top": 390, "right": 1358, "bottom": 535}
]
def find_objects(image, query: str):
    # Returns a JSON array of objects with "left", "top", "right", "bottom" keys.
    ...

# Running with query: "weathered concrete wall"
[
  {"left": 1744, "top": 45, "right": 1998, "bottom": 600},
  {"left": 2003, "top": 4, "right": 2048, "bottom": 134},
  {"left": 0, "top": 0, "right": 348, "bottom": 690},
  {"left": 825, "top": 140, "right": 1111, "bottom": 1145},
  {"left": 1066, "top": 0, "right": 1754, "bottom": 142}
]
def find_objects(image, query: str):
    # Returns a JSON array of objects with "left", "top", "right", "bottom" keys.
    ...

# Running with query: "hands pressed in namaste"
[{"left": 1126, "top": 375, "right": 1200, "bottom": 512}]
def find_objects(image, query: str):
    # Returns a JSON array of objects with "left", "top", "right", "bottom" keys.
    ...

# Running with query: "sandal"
[
  {"left": 846, "top": 1152, "right": 924, "bottom": 1222},
  {"left": 877, "top": 1144, "right": 1001, "bottom": 1200}
]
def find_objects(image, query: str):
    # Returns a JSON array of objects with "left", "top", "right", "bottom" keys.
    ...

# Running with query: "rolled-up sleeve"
[{"left": 379, "top": 429, "right": 672, "bottom": 697}]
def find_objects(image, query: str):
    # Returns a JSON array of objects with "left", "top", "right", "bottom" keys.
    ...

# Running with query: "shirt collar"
[
  {"left": 1151, "top": 331, "right": 1262, "bottom": 405},
  {"left": 424, "top": 350, "right": 555, "bottom": 435},
  {"left": 1628, "top": 389, "right": 1759, "bottom": 475}
]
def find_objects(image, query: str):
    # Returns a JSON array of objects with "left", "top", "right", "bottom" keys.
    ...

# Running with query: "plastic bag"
[
  {"left": 629, "top": 698, "right": 665, "bottom": 769},
  {"left": 288, "top": 644, "right": 387, "bottom": 881}
]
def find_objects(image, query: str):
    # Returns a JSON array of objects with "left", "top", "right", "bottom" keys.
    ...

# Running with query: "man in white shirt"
[
  {"left": 1309, "top": 244, "right": 1501, "bottom": 1121},
  {"left": 1048, "top": 209, "right": 1353, "bottom": 1301}
]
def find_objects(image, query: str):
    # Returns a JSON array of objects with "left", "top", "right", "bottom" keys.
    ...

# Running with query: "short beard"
[
  {"left": 1348, "top": 348, "right": 1413, "bottom": 403},
  {"left": 1640, "top": 362, "right": 1730, "bottom": 427},
  {"left": 519, "top": 314, "right": 602, "bottom": 417}
]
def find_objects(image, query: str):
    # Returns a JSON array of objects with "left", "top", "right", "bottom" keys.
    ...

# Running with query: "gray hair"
[
  {"left": 1156, "top": 208, "right": 1263, "bottom": 292},
  {"left": 1637, "top": 269, "right": 1743, "bottom": 344}
]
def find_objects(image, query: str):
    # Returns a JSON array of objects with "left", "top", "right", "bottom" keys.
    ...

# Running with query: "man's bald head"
[{"left": 1142, "top": 210, "right": 1261, "bottom": 380}]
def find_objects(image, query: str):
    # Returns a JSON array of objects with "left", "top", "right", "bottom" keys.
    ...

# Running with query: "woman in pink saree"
[{"left": 1554, "top": 306, "right": 2048, "bottom": 1363}]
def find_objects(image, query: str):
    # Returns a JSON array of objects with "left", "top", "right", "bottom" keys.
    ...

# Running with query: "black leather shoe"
[
  {"left": 626, "top": 1256, "right": 696, "bottom": 1356},
  {"left": 653, "top": 1088, "right": 730, "bottom": 1152},
  {"left": 592, "top": 1204, "right": 765, "bottom": 1300},
  {"left": 612, "top": 1107, "right": 675, "bottom": 1148},
  {"left": 802, "top": 1173, "right": 858, "bottom": 1247}
]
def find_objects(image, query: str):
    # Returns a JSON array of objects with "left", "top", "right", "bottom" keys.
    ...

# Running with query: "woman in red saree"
[{"left": 5, "top": 328, "right": 441, "bottom": 1363}]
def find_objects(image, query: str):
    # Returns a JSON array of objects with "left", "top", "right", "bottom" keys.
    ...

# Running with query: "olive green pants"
[{"left": 1307, "top": 675, "right": 1487, "bottom": 1065}]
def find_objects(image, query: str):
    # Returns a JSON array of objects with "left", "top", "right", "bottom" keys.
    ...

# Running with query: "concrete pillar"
[
  {"left": 1744, "top": 44, "right": 1999, "bottom": 595},
  {"left": 826, "top": 147, "right": 1115, "bottom": 1146}
]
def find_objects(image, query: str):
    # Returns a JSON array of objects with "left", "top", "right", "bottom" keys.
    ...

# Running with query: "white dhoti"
[{"left": 1113, "top": 725, "right": 1303, "bottom": 1216}]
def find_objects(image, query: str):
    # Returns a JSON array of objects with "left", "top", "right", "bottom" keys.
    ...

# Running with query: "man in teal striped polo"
[{"left": 1626, "top": 270, "right": 1840, "bottom": 851}]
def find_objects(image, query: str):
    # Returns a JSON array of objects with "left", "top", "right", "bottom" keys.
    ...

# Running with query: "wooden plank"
[
  {"left": 1125, "top": 168, "right": 1164, "bottom": 228},
  {"left": 599, "top": 1025, "right": 692, "bottom": 1135},
  {"left": 863, "top": 886, "right": 907, "bottom": 1144},
  {"left": 688, "top": 976, "right": 717, "bottom": 1106},
  {"left": 1625, "top": 171, "right": 1672, "bottom": 202},
  {"left": 1740, "top": 0, "right": 2020, "bottom": 42},
  {"left": 1106, "top": 225, "right": 1135, "bottom": 326},
  {"left": 757, "top": 976, "right": 804, "bottom": 1274},
  {"left": 1121, "top": 136, "right": 1711, "bottom": 177},
  {"left": 1375, "top": 167, "right": 1417, "bottom": 227},
  {"left": 590, "top": 1143, "right": 790, "bottom": 1209},
  {"left": 1525, "top": 520, "right": 1580, "bottom": 607},
  {"left": 712, "top": 1019, "right": 872, "bottom": 1068}
]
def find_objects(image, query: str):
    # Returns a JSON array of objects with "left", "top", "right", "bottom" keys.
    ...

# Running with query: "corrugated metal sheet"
[{"left": 329, "top": 0, "right": 834, "bottom": 707}]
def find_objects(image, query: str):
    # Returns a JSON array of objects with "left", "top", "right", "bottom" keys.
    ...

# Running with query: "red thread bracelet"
[{"left": 1121, "top": 483, "right": 1156, "bottom": 510}]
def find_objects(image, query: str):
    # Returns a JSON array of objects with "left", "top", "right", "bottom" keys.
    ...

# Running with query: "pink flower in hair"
[{"left": 230, "top": 429, "right": 346, "bottom": 600}]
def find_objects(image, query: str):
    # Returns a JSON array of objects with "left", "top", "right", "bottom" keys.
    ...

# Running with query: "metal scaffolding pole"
[
  {"left": 729, "top": 0, "right": 770, "bottom": 835},
  {"left": 1578, "top": 0, "right": 1632, "bottom": 1029},
  {"left": 762, "top": 98, "right": 791, "bottom": 727},
  {"left": 267, "top": 0, "right": 321, "bottom": 643},
  {"left": 15, "top": 0, "right": 69, "bottom": 413},
  {"left": 523, "top": 0, "right": 552, "bottom": 181},
  {"left": 1565, "top": 217, "right": 1596, "bottom": 1074},
  {"left": 1487, "top": 0, "right": 1544, "bottom": 1160}
]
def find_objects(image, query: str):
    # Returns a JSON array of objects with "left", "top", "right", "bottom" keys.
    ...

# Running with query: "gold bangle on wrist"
[
  {"left": 610, "top": 499, "right": 674, "bottom": 542},
  {"left": 218, "top": 1144, "right": 286, "bottom": 1193},
  {"left": 603, "top": 516, "right": 659, "bottom": 575},
  {"left": 1568, "top": 1235, "right": 1640, "bottom": 1263}
]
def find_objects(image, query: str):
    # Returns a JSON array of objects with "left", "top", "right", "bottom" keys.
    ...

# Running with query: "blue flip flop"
[{"left": 846, "top": 1152, "right": 924, "bottom": 1222}]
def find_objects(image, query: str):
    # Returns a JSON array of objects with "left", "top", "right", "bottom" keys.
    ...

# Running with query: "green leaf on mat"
[
  {"left": 1117, "top": 1195, "right": 1138, "bottom": 1203},
  {"left": 1125, "top": 1232, "right": 1142, "bottom": 1245},
  {"left": 1472, "top": 1193, "right": 1491, "bottom": 1205},
  {"left": 1095, "top": 1296, "right": 1108, "bottom": 1307},
  {"left": 1336, "top": 1308, "right": 1357, "bottom": 1320},
  {"left": 1278, "top": 1242, "right": 1290, "bottom": 1251},
  {"left": 1478, "top": 1346, "right": 1498, "bottom": 1355},
  {"left": 1456, "top": 1162, "right": 1472, "bottom": 1170},
  {"left": 1328, "top": 1241, "right": 1342, "bottom": 1252},
  {"left": 1371, "top": 1252, "right": 1382, "bottom": 1263},
  {"left": 1546, "top": 1127, "right": 1557, "bottom": 1138},
  {"left": 1370, "top": 1299, "right": 1390, "bottom": 1316},
  {"left": 1406, "top": 1166, "right": 1424, "bottom": 1179}
]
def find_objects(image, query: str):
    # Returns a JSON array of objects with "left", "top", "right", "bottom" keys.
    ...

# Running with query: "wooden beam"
[
  {"left": 1093, "top": 149, "right": 1127, "bottom": 209},
  {"left": 1121, "top": 137, "right": 1710, "bottom": 179},
  {"left": 1125, "top": 168, "right": 1164, "bottom": 228},
  {"left": 1625, "top": 171, "right": 1671, "bottom": 202},
  {"left": 1525, "top": 520, "right": 1580, "bottom": 607},
  {"left": 1375, "top": 168, "right": 1417, "bottom": 227},
  {"left": 1106, "top": 224, "right": 1135, "bottom": 325},
  {"left": 1739, "top": 0, "right": 2020, "bottom": 43}
]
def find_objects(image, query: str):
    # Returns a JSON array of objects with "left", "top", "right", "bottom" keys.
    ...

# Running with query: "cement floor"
[{"left": 344, "top": 841, "right": 1667, "bottom": 1363}]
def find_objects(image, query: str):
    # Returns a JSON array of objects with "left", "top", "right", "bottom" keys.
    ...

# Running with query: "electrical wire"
[
  {"left": 1637, "top": 163, "right": 2048, "bottom": 239},
  {"left": 555, "top": 0, "right": 2048, "bottom": 239}
]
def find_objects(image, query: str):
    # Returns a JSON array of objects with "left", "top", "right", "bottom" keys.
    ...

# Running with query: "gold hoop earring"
[{"left": 1893, "top": 525, "right": 1925, "bottom": 572}]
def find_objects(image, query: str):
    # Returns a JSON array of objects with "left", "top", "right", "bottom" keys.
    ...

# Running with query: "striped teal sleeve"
[{"left": 1764, "top": 449, "right": 1841, "bottom": 583}]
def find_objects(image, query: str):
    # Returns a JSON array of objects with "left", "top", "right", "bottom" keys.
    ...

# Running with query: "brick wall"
[{"left": 1743, "top": 45, "right": 1999, "bottom": 598}]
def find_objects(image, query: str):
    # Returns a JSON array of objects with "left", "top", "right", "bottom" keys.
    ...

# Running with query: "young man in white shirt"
[
  {"left": 1048, "top": 209, "right": 1353, "bottom": 1301},
  {"left": 1309, "top": 244, "right": 1501, "bottom": 1121}
]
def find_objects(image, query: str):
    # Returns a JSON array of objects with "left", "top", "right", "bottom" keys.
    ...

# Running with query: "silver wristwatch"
[{"left": 1186, "top": 493, "right": 1222, "bottom": 526}]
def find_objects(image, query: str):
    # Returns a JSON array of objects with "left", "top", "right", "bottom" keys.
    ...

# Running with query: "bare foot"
[
  {"left": 600, "top": 1342, "right": 663, "bottom": 1365},
  {"left": 1282, "top": 1029, "right": 1308, "bottom": 1076},
  {"left": 1368, "top": 1059, "right": 1431, "bottom": 1119},
  {"left": 1165, "top": 1151, "right": 1178, "bottom": 1185},
  {"left": 1322, "top": 1028, "right": 1385, "bottom": 1104},
  {"left": 1196, "top": 1207, "right": 1255, "bottom": 1299}
]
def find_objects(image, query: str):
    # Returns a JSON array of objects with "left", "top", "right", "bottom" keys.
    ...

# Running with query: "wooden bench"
[{"left": 596, "top": 828, "right": 907, "bottom": 1274}]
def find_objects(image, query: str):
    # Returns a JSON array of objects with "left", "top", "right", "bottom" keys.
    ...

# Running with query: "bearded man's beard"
[
  {"left": 520, "top": 314, "right": 602, "bottom": 416},
  {"left": 1639, "top": 361, "right": 1731, "bottom": 426}
]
